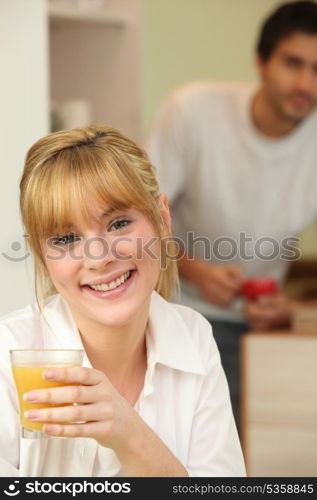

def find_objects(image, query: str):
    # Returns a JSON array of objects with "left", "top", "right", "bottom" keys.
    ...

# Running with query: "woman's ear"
[{"left": 158, "top": 193, "right": 172, "bottom": 235}]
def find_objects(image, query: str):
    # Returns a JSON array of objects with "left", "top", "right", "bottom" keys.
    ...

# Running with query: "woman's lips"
[{"left": 81, "top": 270, "right": 136, "bottom": 299}]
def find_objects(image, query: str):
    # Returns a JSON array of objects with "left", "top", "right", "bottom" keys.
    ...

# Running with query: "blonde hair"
[{"left": 20, "top": 125, "right": 178, "bottom": 304}]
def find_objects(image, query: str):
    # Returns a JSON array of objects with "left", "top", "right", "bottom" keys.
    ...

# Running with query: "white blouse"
[{"left": 0, "top": 292, "right": 246, "bottom": 477}]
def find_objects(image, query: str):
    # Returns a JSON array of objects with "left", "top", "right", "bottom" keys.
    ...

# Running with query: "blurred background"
[{"left": 1, "top": 0, "right": 317, "bottom": 476}]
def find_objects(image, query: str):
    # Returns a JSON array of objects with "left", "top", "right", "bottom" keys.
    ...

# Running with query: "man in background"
[{"left": 146, "top": 1, "right": 317, "bottom": 430}]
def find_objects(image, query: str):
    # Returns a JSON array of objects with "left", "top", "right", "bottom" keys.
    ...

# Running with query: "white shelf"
[{"left": 48, "top": 3, "right": 128, "bottom": 27}]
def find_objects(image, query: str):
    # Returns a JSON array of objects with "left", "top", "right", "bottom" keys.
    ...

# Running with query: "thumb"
[{"left": 226, "top": 266, "right": 244, "bottom": 282}]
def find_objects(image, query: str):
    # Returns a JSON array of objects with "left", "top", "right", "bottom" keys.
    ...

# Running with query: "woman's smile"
[{"left": 81, "top": 269, "right": 137, "bottom": 299}]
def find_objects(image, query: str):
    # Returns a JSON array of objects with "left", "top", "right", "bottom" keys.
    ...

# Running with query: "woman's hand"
[
  {"left": 23, "top": 366, "right": 137, "bottom": 451},
  {"left": 23, "top": 365, "right": 187, "bottom": 476}
]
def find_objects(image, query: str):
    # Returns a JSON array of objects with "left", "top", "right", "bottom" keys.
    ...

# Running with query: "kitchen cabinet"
[
  {"left": 48, "top": 0, "right": 141, "bottom": 140},
  {"left": 241, "top": 331, "right": 317, "bottom": 476}
]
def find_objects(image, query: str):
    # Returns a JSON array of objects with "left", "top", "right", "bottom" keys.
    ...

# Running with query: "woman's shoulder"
[
  {"left": 170, "top": 300, "right": 212, "bottom": 332},
  {"left": 0, "top": 295, "right": 64, "bottom": 352},
  {"left": 0, "top": 302, "right": 42, "bottom": 346},
  {"left": 0, "top": 294, "right": 80, "bottom": 361},
  {"left": 0, "top": 302, "right": 40, "bottom": 327}
]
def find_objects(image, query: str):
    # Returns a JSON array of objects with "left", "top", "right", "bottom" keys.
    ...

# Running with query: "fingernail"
[
  {"left": 24, "top": 410, "right": 39, "bottom": 420},
  {"left": 23, "top": 391, "right": 38, "bottom": 402},
  {"left": 42, "top": 370, "right": 54, "bottom": 380},
  {"left": 44, "top": 424, "right": 56, "bottom": 433}
]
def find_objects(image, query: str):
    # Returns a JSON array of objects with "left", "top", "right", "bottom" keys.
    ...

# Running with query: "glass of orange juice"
[{"left": 10, "top": 349, "right": 84, "bottom": 439}]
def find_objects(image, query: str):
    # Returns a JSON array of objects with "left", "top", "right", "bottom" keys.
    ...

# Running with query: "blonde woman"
[{"left": 0, "top": 125, "right": 245, "bottom": 477}]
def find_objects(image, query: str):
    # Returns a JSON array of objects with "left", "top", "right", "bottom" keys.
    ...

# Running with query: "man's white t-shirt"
[
  {"left": 147, "top": 82, "right": 317, "bottom": 322},
  {"left": 0, "top": 292, "right": 245, "bottom": 477}
]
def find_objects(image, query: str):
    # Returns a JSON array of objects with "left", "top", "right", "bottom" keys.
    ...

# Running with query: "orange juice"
[{"left": 12, "top": 364, "right": 76, "bottom": 432}]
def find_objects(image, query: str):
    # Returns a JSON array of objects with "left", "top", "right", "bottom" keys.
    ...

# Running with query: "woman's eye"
[
  {"left": 110, "top": 218, "right": 131, "bottom": 231},
  {"left": 52, "top": 232, "right": 79, "bottom": 245}
]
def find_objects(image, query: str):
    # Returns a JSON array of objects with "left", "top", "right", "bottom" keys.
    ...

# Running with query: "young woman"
[{"left": 0, "top": 125, "right": 246, "bottom": 477}]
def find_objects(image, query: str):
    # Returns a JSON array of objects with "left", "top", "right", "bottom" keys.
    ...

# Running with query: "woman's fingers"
[
  {"left": 42, "top": 420, "right": 112, "bottom": 438},
  {"left": 43, "top": 366, "right": 104, "bottom": 385},
  {"left": 23, "top": 367, "right": 108, "bottom": 404},
  {"left": 24, "top": 384, "right": 89, "bottom": 405},
  {"left": 23, "top": 383, "right": 111, "bottom": 405},
  {"left": 24, "top": 401, "right": 112, "bottom": 425}
]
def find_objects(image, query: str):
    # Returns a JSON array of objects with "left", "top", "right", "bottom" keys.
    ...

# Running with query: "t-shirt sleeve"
[
  {"left": 186, "top": 322, "right": 246, "bottom": 477},
  {"left": 0, "top": 325, "right": 20, "bottom": 477},
  {"left": 145, "top": 90, "right": 190, "bottom": 203}
]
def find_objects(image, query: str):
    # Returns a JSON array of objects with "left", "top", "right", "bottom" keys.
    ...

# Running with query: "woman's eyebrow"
[
  {"left": 100, "top": 208, "right": 117, "bottom": 220},
  {"left": 100, "top": 207, "right": 133, "bottom": 220},
  {"left": 59, "top": 208, "right": 121, "bottom": 231}
]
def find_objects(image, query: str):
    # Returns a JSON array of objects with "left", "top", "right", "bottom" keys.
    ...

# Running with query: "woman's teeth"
[{"left": 89, "top": 271, "right": 131, "bottom": 292}]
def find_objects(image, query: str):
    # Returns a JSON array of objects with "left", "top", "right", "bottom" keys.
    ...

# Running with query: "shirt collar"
[
  {"left": 42, "top": 292, "right": 206, "bottom": 376},
  {"left": 147, "top": 292, "right": 206, "bottom": 376}
]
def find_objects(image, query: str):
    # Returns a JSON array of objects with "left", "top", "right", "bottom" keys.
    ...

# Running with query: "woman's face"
[{"left": 42, "top": 202, "right": 162, "bottom": 332}]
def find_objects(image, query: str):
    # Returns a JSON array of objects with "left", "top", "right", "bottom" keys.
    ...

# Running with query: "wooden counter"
[{"left": 241, "top": 329, "right": 317, "bottom": 477}]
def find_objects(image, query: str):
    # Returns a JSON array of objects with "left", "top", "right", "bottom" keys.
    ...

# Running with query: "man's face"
[{"left": 258, "top": 31, "right": 317, "bottom": 122}]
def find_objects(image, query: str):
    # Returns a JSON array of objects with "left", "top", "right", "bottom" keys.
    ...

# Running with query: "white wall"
[
  {"left": 0, "top": 0, "right": 49, "bottom": 315},
  {"left": 141, "top": 0, "right": 283, "bottom": 130}
]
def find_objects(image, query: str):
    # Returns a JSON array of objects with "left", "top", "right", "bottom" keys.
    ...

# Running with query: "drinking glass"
[{"left": 10, "top": 349, "right": 84, "bottom": 439}]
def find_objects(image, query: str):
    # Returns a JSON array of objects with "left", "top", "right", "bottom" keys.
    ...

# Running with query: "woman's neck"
[
  {"left": 70, "top": 306, "right": 148, "bottom": 403},
  {"left": 82, "top": 324, "right": 146, "bottom": 379}
]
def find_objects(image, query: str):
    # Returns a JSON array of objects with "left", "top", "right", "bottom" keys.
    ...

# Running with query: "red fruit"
[{"left": 240, "top": 277, "right": 278, "bottom": 299}]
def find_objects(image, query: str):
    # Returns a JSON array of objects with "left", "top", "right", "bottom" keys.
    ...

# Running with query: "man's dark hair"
[{"left": 257, "top": 1, "right": 317, "bottom": 61}]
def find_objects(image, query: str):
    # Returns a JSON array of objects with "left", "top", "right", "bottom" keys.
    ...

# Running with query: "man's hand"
[
  {"left": 244, "top": 293, "right": 293, "bottom": 331},
  {"left": 179, "top": 257, "right": 244, "bottom": 307},
  {"left": 199, "top": 265, "right": 245, "bottom": 307}
]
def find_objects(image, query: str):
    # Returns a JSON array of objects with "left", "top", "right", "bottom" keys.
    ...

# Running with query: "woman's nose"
[{"left": 82, "top": 236, "right": 114, "bottom": 270}]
